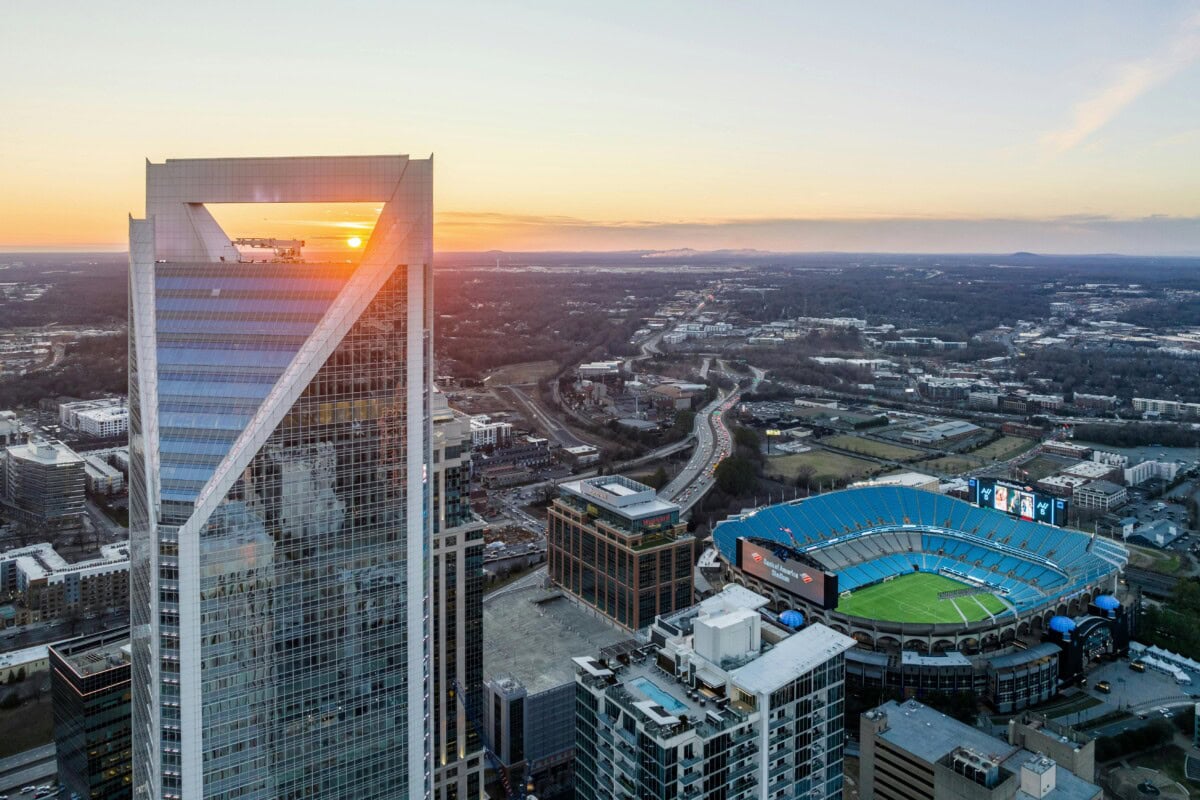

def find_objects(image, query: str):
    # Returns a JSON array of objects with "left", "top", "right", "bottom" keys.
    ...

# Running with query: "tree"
[
  {"left": 646, "top": 466, "right": 669, "bottom": 490},
  {"left": 715, "top": 456, "right": 758, "bottom": 496}
]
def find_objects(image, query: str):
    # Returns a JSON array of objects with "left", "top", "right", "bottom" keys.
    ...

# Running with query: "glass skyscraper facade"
[
  {"left": 129, "top": 156, "right": 433, "bottom": 800},
  {"left": 430, "top": 394, "right": 486, "bottom": 799}
]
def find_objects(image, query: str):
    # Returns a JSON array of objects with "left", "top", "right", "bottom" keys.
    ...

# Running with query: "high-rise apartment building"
[
  {"left": 430, "top": 392, "right": 486, "bottom": 799},
  {"left": 50, "top": 627, "right": 133, "bottom": 800},
  {"left": 128, "top": 156, "right": 433, "bottom": 799},
  {"left": 547, "top": 475, "right": 693, "bottom": 631},
  {"left": 574, "top": 585, "right": 856, "bottom": 800}
]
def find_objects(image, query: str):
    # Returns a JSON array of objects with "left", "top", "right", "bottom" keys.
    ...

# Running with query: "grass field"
[
  {"left": 971, "top": 435, "right": 1037, "bottom": 462},
  {"left": 484, "top": 360, "right": 559, "bottom": 385},
  {"left": 1017, "top": 454, "right": 1073, "bottom": 481},
  {"left": 917, "top": 455, "right": 980, "bottom": 475},
  {"left": 766, "top": 450, "right": 878, "bottom": 484},
  {"left": 821, "top": 434, "right": 924, "bottom": 461},
  {"left": 836, "top": 572, "right": 1007, "bottom": 624}
]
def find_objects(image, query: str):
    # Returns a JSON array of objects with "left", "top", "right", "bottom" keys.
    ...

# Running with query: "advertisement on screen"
[
  {"left": 736, "top": 538, "right": 839, "bottom": 609},
  {"left": 970, "top": 478, "right": 1068, "bottom": 526}
]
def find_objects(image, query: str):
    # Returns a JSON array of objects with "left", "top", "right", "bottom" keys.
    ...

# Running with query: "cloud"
[
  {"left": 433, "top": 212, "right": 1200, "bottom": 255},
  {"left": 1042, "top": 11, "right": 1200, "bottom": 152}
]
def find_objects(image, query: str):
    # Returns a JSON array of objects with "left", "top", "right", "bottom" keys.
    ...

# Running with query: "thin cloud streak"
[
  {"left": 433, "top": 213, "right": 1200, "bottom": 255},
  {"left": 1043, "top": 10, "right": 1200, "bottom": 152}
]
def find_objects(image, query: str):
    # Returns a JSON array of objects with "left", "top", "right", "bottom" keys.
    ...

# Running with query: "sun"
[{"left": 347, "top": 236, "right": 362, "bottom": 249}]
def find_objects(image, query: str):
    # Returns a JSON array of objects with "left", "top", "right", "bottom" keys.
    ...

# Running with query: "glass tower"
[{"left": 128, "top": 156, "right": 433, "bottom": 800}]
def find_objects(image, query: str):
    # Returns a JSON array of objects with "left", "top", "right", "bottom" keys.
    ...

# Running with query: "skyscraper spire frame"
[{"left": 129, "top": 155, "right": 433, "bottom": 800}]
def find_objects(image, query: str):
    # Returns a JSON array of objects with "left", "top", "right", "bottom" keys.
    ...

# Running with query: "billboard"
[
  {"left": 969, "top": 477, "right": 1068, "bottom": 526},
  {"left": 736, "top": 538, "right": 839, "bottom": 609}
]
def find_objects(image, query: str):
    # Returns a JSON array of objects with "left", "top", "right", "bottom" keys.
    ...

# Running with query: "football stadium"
[{"left": 712, "top": 485, "right": 1128, "bottom": 653}]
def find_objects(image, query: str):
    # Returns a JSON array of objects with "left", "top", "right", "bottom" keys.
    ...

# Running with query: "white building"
[
  {"left": 1133, "top": 397, "right": 1200, "bottom": 419},
  {"left": 574, "top": 585, "right": 856, "bottom": 800},
  {"left": 59, "top": 397, "right": 127, "bottom": 436},
  {"left": 469, "top": 414, "right": 513, "bottom": 448},
  {"left": 578, "top": 360, "right": 622, "bottom": 379},
  {"left": 129, "top": 155, "right": 432, "bottom": 800},
  {"left": 76, "top": 405, "right": 128, "bottom": 437},
  {"left": 1072, "top": 480, "right": 1128, "bottom": 511},
  {"left": 1124, "top": 459, "right": 1181, "bottom": 486}
]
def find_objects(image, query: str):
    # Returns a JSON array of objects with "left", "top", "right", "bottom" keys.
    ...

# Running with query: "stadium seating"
[{"left": 713, "top": 486, "right": 1128, "bottom": 614}]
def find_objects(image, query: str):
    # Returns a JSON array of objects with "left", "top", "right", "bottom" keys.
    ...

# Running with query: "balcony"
[
  {"left": 731, "top": 727, "right": 757, "bottom": 745},
  {"left": 728, "top": 759, "right": 756, "bottom": 782}
]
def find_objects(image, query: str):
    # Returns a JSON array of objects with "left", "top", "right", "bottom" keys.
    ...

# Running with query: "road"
[
  {"left": 502, "top": 384, "right": 590, "bottom": 449},
  {"left": 0, "top": 610, "right": 128, "bottom": 651},
  {"left": 483, "top": 565, "right": 547, "bottom": 605},
  {"left": 1124, "top": 567, "right": 1179, "bottom": 598},
  {"left": 663, "top": 366, "right": 765, "bottom": 512},
  {"left": 0, "top": 744, "right": 57, "bottom": 798}
]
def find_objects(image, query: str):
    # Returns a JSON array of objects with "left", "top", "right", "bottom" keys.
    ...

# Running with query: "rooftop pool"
[{"left": 629, "top": 675, "right": 688, "bottom": 714}]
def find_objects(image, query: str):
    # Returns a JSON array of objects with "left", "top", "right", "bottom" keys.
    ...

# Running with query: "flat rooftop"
[
  {"left": 6, "top": 439, "right": 82, "bottom": 466},
  {"left": 870, "top": 700, "right": 1100, "bottom": 800},
  {"left": 731, "top": 623, "right": 856, "bottom": 695},
  {"left": 559, "top": 476, "right": 679, "bottom": 521},
  {"left": 52, "top": 630, "right": 131, "bottom": 679},
  {"left": 874, "top": 699, "right": 1017, "bottom": 764},
  {"left": 483, "top": 585, "right": 630, "bottom": 695}
]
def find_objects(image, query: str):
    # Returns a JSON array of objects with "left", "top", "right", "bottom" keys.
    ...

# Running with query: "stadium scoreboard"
[
  {"left": 735, "top": 537, "right": 839, "bottom": 609},
  {"left": 970, "top": 477, "right": 1068, "bottom": 526}
]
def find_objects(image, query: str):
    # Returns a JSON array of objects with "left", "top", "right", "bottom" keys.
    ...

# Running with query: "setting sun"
[{"left": 347, "top": 236, "right": 362, "bottom": 249}]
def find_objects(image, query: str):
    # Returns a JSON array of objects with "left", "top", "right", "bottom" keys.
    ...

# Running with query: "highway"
[
  {"left": 0, "top": 744, "right": 57, "bottom": 798},
  {"left": 664, "top": 366, "right": 765, "bottom": 513}
]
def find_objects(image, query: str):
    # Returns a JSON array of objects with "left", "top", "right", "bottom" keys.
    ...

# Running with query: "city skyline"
[{"left": 3, "top": 2, "right": 1200, "bottom": 254}]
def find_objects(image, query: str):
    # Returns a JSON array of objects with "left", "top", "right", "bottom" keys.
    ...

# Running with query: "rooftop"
[
  {"left": 731, "top": 622, "right": 855, "bottom": 695},
  {"left": 50, "top": 628, "right": 131, "bottom": 678},
  {"left": 483, "top": 586, "right": 629, "bottom": 695},
  {"left": 6, "top": 438, "right": 83, "bottom": 466},
  {"left": 872, "top": 699, "right": 1019, "bottom": 765},
  {"left": 559, "top": 475, "right": 679, "bottom": 521},
  {"left": 869, "top": 700, "right": 1101, "bottom": 800}
]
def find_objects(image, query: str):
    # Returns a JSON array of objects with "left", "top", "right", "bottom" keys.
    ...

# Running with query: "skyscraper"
[
  {"left": 430, "top": 392, "right": 486, "bottom": 799},
  {"left": 128, "top": 156, "right": 433, "bottom": 799}
]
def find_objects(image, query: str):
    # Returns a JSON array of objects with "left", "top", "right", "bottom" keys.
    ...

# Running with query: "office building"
[
  {"left": 3, "top": 438, "right": 85, "bottom": 527},
  {"left": 548, "top": 475, "right": 693, "bottom": 631},
  {"left": 860, "top": 699, "right": 1100, "bottom": 800},
  {"left": 574, "top": 585, "right": 857, "bottom": 800},
  {"left": 482, "top": 582, "right": 630, "bottom": 797},
  {"left": 128, "top": 155, "right": 433, "bottom": 799},
  {"left": 1071, "top": 480, "right": 1127, "bottom": 512},
  {"left": 50, "top": 628, "right": 133, "bottom": 800},
  {"left": 431, "top": 393, "right": 487, "bottom": 800}
]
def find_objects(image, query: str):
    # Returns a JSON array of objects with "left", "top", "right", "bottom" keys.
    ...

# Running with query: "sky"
[{"left": 2, "top": 1, "right": 1200, "bottom": 254}]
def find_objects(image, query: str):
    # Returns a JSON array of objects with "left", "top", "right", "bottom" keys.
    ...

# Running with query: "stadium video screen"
[
  {"left": 736, "top": 538, "right": 839, "bottom": 609},
  {"left": 970, "top": 478, "right": 1068, "bottom": 526}
]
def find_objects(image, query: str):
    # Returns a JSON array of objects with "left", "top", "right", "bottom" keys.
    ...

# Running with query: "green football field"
[{"left": 835, "top": 571, "right": 1007, "bottom": 624}]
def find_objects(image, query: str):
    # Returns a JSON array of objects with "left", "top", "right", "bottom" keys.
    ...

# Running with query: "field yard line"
[
  {"left": 949, "top": 598, "right": 968, "bottom": 624},
  {"left": 970, "top": 595, "right": 994, "bottom": 620}
]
